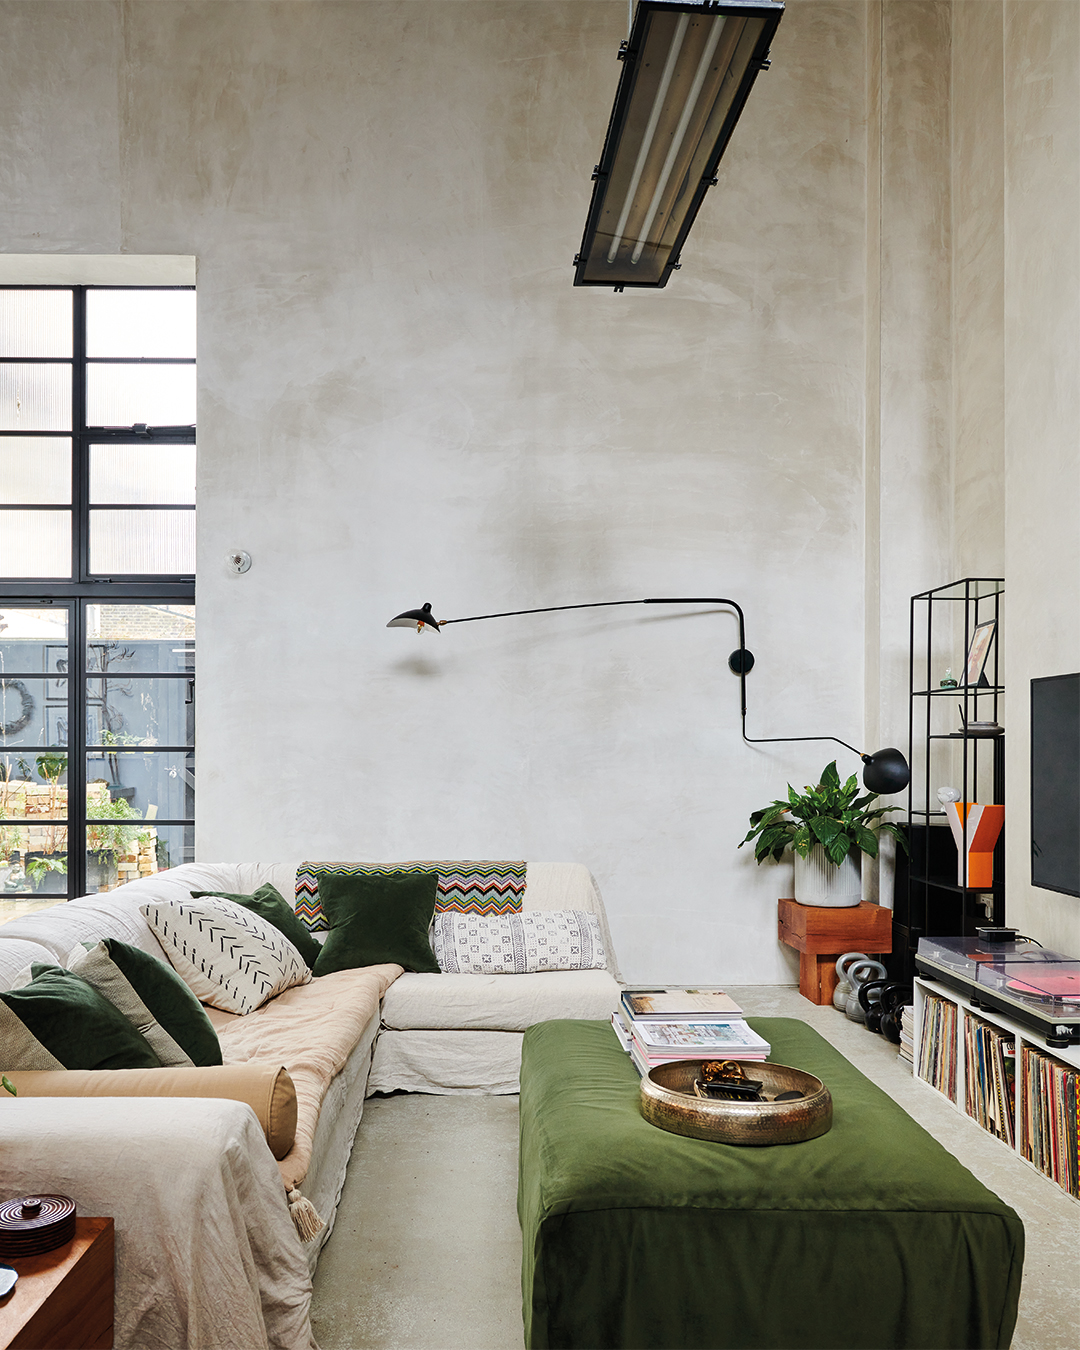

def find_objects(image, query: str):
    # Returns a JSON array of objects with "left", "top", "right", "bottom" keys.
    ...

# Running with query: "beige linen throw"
[{"left": 207, "top": 963, "right": 402, "bottom": 1195}]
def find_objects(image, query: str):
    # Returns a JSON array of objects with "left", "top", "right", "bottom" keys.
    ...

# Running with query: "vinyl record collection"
[
  {"left": 1020, "top": 1045, "right": 1079, "bottom": 1199},
  {"left": 917, "top": 994, "right": 958, "bottom": 1101},
  {"left": 963, "top": 1012, "right": 1016, "bottom": 1147}
]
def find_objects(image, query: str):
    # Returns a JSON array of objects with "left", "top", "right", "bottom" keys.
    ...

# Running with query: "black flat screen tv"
[{"left": 1031, "top": 673, "right": 1080, "bottom": 897}]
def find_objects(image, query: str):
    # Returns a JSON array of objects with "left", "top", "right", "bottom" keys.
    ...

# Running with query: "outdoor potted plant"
[{"left": 740, "top": 760, "right": 908, "bottom": 907}]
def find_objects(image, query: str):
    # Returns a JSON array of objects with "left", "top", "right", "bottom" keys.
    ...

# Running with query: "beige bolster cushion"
[{"left": 4, "top": 1063, "right": 297, "bottom": 1161}]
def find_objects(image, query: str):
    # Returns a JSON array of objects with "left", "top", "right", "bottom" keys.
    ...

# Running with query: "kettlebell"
[
  {"left": 833, "top": 951, "right": 869, "bottom": 1012},
  {"left": 878, "top": 985, "right": 913, "bottom": 1044},
  {"left": 858, "top": 978, "right": 892, "bottom": 1033},
  {"left": 844, "top": 959, "right": 887, "bottom": 1021}
]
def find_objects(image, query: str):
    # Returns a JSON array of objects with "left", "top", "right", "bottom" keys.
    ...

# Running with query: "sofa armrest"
[{"left": 4, "top": 1063, "right": 297, "bottom": 1161}]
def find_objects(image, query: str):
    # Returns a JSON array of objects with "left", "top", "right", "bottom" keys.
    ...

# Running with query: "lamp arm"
[
  {"left": 439, "top": 598, "right": 650, "bottom": 625},
  {"left": 741, "top": 727, "right": 865, "bottom": 759},
  {"left": 441, "top": 595, "right": 750, "bottom": 715}
]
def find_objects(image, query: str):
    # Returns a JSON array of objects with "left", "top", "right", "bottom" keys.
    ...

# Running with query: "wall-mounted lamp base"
[{"left": 728, "top": 648, "right": 755, "bottom": 675}]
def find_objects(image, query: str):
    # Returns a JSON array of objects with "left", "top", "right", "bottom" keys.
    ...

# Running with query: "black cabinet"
[{"left": 892, "top": 579, "right": 1005, "bottom": 978}]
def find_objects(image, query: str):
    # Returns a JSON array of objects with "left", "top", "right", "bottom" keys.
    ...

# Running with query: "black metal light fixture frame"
[
  {"left": 387, "top": 597, "right": 909, "bottom": 794},
  {"left": 573, "top": 0, "right": 784, "bottom": 290}
]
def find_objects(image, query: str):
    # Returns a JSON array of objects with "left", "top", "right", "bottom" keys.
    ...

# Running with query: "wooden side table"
[
  {"left": 0, "top": 1217, "right": 114, "bottom": 1350},
  {"left": 778, "top": 898, "right": 892, "bottom": 1005}
]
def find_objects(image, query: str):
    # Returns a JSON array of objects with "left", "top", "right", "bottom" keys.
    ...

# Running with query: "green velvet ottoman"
[{"left": 518, "top": 1019, "right": 1023, "bottom": 1350}]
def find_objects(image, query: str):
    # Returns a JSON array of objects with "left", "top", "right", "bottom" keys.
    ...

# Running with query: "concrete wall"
[
  {"left": 948, "top": 0, "right": 1079, "bottom": 953},
  {"left": 1001, "top": 0, "right": 1080, "bottom": 953},
  {"left": 1, "top": 0, "right": 1074, "bottom": 973}
]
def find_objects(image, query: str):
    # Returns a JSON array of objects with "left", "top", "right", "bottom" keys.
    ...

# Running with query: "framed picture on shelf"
[{"left": 964, "top": 620, "right": 996, "bottom": 686}]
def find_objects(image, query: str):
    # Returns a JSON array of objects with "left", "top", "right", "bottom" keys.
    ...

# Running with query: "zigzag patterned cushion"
[
  {"left": 432, "top": 909, "right": 606, "bottom": 975},
  {"left": 294, "top": 860, "right": 526, "bottom": 933},
  {"left": 141, "top": 895, "right": 312, "bottom": 1015}
]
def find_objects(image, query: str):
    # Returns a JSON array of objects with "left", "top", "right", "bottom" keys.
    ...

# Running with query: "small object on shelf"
[
  {"left": 956, "top": 705, "right": 1004, "bottom": 737},
  {"left": 964, "top": 619, "right": 997, "bottom": 687},
  {"left": 937, "top": 786, "right": 961, "bottom": 804},
  {"left": 945, "top": 802, "right": 1005, "bottom": 888},
  {"left": 975, "top": 926, "right": 1019, "bottom": 943},
  {"left": 0, "top": 1195, "right": 76, "bottom": 1258},
  {"left": 940, "top": 668, "right": 958, "bottom": 688},
  {"left": 641, "top": 1060, "right": 832, "bottom": 1145},
  {"left": 0, "top": 1264, "right": 16, "bottom": 1297}
]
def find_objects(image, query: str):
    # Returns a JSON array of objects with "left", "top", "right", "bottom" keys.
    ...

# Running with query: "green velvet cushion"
[
  {"left": 312, "top": 870, "right": 441, "bottom": 976},
  {"left": 70, "top": 939, "right": 222, "bottom": 1067},
  {"left": 0, "top": 965, "right": 163, "bottom": 1071},
  {"left": 190, "top": 883, "right": 322, "bottom": 969}
]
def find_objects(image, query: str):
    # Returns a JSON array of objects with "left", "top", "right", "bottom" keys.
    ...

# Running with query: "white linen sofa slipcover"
[{"left": 0, "top": 858, "right": 622, "bottom": 1349}]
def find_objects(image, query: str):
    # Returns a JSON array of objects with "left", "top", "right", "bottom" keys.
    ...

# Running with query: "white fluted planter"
[{"left": 793, "top": 846, "right": 862, "bottom": 907}]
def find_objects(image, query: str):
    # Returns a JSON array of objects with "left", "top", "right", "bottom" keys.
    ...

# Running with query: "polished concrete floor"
[{"left": 311, "top": 987, "right": 1080, "bottom": 1350}]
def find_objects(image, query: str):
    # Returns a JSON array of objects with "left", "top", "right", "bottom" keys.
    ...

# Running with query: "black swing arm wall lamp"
[
  {"left": 573, "top": 0, "right": 785, "bottom": 290},
  {"left": 387, "top": 598, "right": 910, "bottom": 794}
]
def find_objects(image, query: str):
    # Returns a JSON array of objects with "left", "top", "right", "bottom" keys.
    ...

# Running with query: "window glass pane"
[
  {"left": 86, "top": 290, "right": 196, "bottom": 358},
  {"left": 83, "top": 821, "right": 192, "bottom": 894},
  {"left": 89, "top": 509, "right": 194, "bottom": 575},
  {"left": 0, "top": 749, "right": 67, "bottom": 898},
  {"left": 0, "top": 509, "right": 71, "bottom": 578},
  {"left": 0, "top": 849, "right": 68, "bottom": 897},
  {"left": 86, "top": 749, "right": 193, "bottom": 821},
  {"left": 86, "top": 605, "right": 195, "bottom": 673},
  {"left": 0, "top": 438, "right": 71, "bottom": 504},
  {"left": 0, "top": 606, "right": 69, "bottom": 674},
  {"left": 86, "top": 677, "right": 193, "bottom": 748},
  {"left": 0, "top": 680, "right": 66, "bottom": 747},
  {"left": 90, "top": 443, "right": 195, "bottom": 504},
  {"left": 0, "top": 290, "right": 73, "bottom": 358},
  {"left": 86, "top": 363, "right": 195, "bottom": 428},
  {"left": 0, "top": 364, "right": 72, "bottom": 431}
]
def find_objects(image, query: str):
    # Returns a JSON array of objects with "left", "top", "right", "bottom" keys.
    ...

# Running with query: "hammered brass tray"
[{"left": 640, "top": 1061, "right": 832, "bottom": 1145}]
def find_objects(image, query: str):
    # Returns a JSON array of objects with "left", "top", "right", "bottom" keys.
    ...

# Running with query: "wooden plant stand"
[
  {"left": 0, "top": 1217, "right": 114, "bottom": 1350},
  {"left": 778, "top": 898, "right": 892, "bottom": 1005}
]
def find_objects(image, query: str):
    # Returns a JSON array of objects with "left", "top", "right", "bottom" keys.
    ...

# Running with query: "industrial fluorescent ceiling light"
[{"left": 574, "top": 0, "right": 784, "bottom": 290}]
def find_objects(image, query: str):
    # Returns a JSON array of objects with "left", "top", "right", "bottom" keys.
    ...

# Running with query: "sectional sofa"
[{"left": 0, "top": 860, "right": 622, "bottom": 1350}]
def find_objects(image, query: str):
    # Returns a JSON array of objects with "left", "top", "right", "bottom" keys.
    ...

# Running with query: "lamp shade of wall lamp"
[
  {"left": 386, "top": 596, "right": 910, "bottom": 794},
  {"left": 573, "top": 0, "right": 784, "bottom": 290}
]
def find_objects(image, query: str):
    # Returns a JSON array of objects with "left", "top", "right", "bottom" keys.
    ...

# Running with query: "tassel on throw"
[{"left": 287, "top": 1187, "right": 325, "bottom": 1243}]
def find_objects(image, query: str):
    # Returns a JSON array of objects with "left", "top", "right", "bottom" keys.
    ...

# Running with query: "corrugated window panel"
[
  {"left": 0, "top": 290, "right": 73, "bottom": 357},
  {"left": 0, "top": 509, "right": 71, "bottom": 577},
  {"left": 86, "top": 363, "right": 195, "bottom": 428},
  {"left": 0, "top": 438, "right": 71, "bottom": 503},
  {"left": 89, "top": 509, "right": 195, "bottom": 575},
  {"left": 0, "top": 364, "right": 72, "bottom": 431},
  {"left": 86, "top": 290, "right": 196, "bottom": 358},
  {"left": 89, "top": 444, "right": 195, "bottom": 504}
]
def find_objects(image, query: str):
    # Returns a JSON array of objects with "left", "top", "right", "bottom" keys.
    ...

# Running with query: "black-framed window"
[{"left": 0, "top": 286, "right": 195, "bottom": 904}]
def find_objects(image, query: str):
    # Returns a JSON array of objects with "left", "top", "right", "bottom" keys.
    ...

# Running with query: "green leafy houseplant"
[{"left": 740, "top": 761, "right": 908, "bottom": 866}]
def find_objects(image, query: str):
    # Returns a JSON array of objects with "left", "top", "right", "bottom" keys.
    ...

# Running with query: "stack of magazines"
[
  {"left": 612, "top": 987, "right": 771, "bottom": 1077},
  {"left": 898, "top": 1005, "right": 915, "bottom": 1070}
]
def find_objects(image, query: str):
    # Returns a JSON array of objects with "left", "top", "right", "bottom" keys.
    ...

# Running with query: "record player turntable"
[{"left": 915, "top": 936, "right": 1080, "bottom": 1047}]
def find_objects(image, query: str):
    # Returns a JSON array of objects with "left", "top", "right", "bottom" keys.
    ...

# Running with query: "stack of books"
[
  {"left": 898, "top": 1005, "right": 915, "bottom": 1070},
  {"left": 612, "top": 987, "right": 771, "bottom": 1077}
]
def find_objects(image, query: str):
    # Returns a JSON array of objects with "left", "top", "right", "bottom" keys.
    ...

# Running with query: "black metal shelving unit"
[{"left": 892, "top": 578, "right": 1006, "bottom": 979}]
